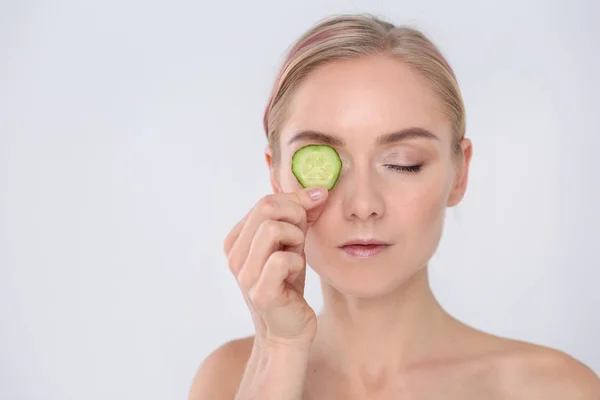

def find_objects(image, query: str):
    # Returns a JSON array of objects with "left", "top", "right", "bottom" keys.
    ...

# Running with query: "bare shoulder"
[
  {"left": 188, "top": 335, "right": 255, "bottom": 400},
  {"left": 446, "top": 324, "right": 600, "bottom": 399},
  {"left": 496, "top": 341, "right": 600, "bottom": 399}
]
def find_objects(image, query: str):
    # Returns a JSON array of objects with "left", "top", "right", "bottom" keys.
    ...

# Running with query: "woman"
[{"left": 190, "top": 13, "right": 600, "bottom": 399}]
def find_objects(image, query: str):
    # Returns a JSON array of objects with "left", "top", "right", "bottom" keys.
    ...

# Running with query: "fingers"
[
  {"left": 226, "top": 191, "right": 316, "bottom": 271},
  {"left": 226, "top": 199, "right": 303, "bottom": 274},
  {"left": 224, "top": 187, "right": 328, "bottom": 253},
  {"left": 224, "top": 186, "right": 328, "bottom": 278},
  {"left": 221, "top": 188, "right": 326, "bottom": 345},
  {"left": 247, "top": 251, "right": 305, "bottom": 309},
  {"left": 295, "top": 187, "right": 329, "bottom": 225},
  {"left": 236, "top": 220, "right": 304, "bottom": 290}
]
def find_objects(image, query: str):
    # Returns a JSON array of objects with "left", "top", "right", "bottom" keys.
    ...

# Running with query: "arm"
[{"left": 190, "top": 188, "right": 328, "bottom": 399}]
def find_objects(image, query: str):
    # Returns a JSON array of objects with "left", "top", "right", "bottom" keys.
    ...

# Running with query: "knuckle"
[
  {"left": 258, "top": 195, "right": 279, "bottom": 216},
  {"left": 290, "top": 251, "right": 304, "bottom": 266},
  {"left": 248, "top": 286, "right": 272, "bottom": 309},
  {"left": 269, "top": 251, "right": 292, "bottom": 269},
  {"left": 260, "top": 219, "right": 281, "bottom": 239},
  {"left": 294, "top": 224, "right": 305, "bottom": 240},
  {"left": 286, "top": 252, "right": 304, "bottom": 271},
  {"left": 269, "top": 251, "right": 303, "bottom": 270},
  {"left": 298, "top": 207, "right": 307, "bottom": 226},
  {"left": 287, "top": 225, "right": 305, "bottom": 247},
  {"left": 289, "top": 202, "right": 306, "bottom": 227}
]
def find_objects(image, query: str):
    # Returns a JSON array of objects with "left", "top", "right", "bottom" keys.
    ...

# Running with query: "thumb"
[{"left": 296, "top": 186, "right": 329, "bottom": 226}]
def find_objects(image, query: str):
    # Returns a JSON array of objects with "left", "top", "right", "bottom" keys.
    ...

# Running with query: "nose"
[{"left": 341, "top": 166, "right": 385, "bottom": 222}]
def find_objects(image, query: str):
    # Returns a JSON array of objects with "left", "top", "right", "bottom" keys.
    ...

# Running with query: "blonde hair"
[{"left": 263, "top": 13, "right": 466, "bottom": 166}]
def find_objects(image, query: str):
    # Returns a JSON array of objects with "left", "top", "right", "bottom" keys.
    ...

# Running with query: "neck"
[{"left": 314, "top": 267, "right": 454, "bottom": 380}]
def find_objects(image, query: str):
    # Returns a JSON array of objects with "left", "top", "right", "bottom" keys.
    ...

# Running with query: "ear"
[
  {"left": 447, "top": 138, "right": 472, "bottom": 207},
  {"left": 265, "top": 145, "right": 282, "bottom": 194}
]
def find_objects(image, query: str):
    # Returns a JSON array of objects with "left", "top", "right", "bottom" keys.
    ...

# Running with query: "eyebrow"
[{"left": 287, "top": 127, "right": 440, "bottom": 147}]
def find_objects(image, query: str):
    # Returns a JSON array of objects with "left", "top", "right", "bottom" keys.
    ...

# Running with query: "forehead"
[{"left": 281, "top": 55, "right": 450, "bottom": 143}]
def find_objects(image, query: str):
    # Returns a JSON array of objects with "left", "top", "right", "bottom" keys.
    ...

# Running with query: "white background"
[{"left": 1, "top": 0, "right": 599, "bottom": 398}]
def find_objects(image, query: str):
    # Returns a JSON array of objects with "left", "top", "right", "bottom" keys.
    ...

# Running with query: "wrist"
[
  {"left": 259, "top": 340, "right": 311, "bottom": 382},
  {"left": 257, "top": 334, "right": 315, "bottom": 353},
  {"left": 257, "top": 340, "right": 311, "bottom": 368},
  {"left": 236, "top": 342, "right": 310, "bottom": 400}
]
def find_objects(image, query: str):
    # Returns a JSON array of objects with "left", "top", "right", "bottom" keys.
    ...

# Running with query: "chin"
[
  {"left": 323, "top": 275, "right": 402, "bottom": 299},
  {"left": 307, "top": 249, "right": 426, "bottom": 299}
]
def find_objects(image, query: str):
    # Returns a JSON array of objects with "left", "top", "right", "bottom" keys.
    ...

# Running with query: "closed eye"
[{"left": 384, "top": 164, "right": 422, "bottom": 173}]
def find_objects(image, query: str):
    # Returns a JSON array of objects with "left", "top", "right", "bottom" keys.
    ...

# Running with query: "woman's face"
[{"left": 270, "top": 55, "right": 470, "bottom": 298}]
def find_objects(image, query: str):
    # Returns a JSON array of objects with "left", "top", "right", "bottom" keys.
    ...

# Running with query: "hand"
[{"left": 224, "top": 187, "right": 328, "bottom": 348}]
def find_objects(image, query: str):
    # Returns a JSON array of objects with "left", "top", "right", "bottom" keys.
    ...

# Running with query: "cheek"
[
  {"left": 303, "top": 202, "right": 340, "bottom": 268},
  {"left": 390, "top": 170, "right": 449, "bottom": 232},
  {"left": 303, "top": 169, "right": 450, "bottom": 271},
  {"left": 304, "top": 228, "right": 329, "bottom": 272}
]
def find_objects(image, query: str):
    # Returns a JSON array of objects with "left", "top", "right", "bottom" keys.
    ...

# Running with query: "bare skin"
[
  {"left": 192, "top": 332, "right": 599, "bottom": 399},
  {"left": 189, "top": 55, "right": 600, "bottom": 399}
]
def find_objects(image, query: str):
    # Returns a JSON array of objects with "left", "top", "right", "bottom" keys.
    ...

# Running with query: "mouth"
[{"left": 338, "top": 239, "right": 392, "bottom": 258}]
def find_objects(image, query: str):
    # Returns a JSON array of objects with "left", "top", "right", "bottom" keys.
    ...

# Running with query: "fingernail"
[{"left": 308, "top": 187, "right": 325, "bottom": 200}]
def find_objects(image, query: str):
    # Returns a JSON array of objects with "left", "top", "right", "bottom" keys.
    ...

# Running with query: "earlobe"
[{"left": 447, "top": 138, "right": 472, "bottom": 207}]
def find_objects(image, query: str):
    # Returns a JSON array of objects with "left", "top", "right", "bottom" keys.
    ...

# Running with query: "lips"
[{"left": 339, "top": 239, "right": 391, "bottom": 258}]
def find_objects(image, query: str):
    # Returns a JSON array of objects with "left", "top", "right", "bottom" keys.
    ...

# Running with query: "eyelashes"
[
  {"left": 384, "top": 164, "right": 423, "bottom": 173},
  {"left": 335, "top": 162, "right": 424, "bottom": 176}
]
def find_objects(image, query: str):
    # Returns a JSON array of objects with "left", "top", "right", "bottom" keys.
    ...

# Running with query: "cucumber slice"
[{"left": 292, "top": 144, "right": 342, "bottom": 190}]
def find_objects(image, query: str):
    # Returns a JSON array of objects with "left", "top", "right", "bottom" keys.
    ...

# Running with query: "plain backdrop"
[{"left": 1, "top": 0, "right": 599, "bottom": 398}]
